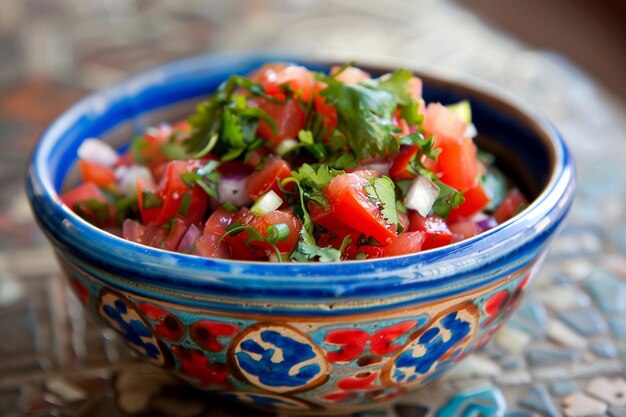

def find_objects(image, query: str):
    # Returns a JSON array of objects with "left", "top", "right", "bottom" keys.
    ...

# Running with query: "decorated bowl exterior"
[{"left": 26, "top": 52, "right": 575, "bottom": 414}]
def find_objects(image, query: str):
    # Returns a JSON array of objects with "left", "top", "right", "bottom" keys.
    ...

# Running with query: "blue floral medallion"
[
  {"left": 383, "top": 304, "right": 478, "bottom": 386},
  {"left": 231, "top": 324, "right": 329, "bottom": 393},
  {"left": 97, "top": 289, "right": 166, "bottom": 366}
]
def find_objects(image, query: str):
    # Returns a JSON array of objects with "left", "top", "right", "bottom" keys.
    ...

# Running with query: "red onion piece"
[
  {"left": 218, "top": 174, "right": 252, "bottom": 207},
  {"left": 177, "top": 224, "right": 202, "bottom": 253}
]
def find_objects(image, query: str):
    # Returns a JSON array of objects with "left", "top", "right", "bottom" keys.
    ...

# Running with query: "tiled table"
[{"left": 1, "top": 1, "right": 625, "bottom": 416}]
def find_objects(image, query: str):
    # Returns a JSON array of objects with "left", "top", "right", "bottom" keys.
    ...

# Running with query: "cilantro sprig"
[{"left": 218, "top": 222, "right": 290, "bottom": 262}]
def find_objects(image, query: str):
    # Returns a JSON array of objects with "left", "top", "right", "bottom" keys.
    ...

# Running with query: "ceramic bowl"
[{"left": 26, "top": 53, "right": 575, "bottom": 414}]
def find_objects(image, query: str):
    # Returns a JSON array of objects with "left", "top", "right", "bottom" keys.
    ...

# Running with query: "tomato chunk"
[
  {"left": 408, "top": 212, "right": 453, "bottom": 250},
  {"left": 437, "top": 136, "right": 480, "bottom": 191},
  {"left": 493, "top": 188, "right": 528, "bottom": 224},
  {"left": 447, "top": 183, "right": 490, "bottom": 222},
  {"left": 324, "top": 172, "right": 397, "bottom": 245},
  {"left": 423, "top": 103, "right": 466, "bottom": 140},
  {"left": 245, "top": 156, "right": 292, "bottom": 201},
  {"left": 78, "top": 160, "right": 116, "bottom": 187},
  {"left": 389, "top": 145, "right": 418, "bottom": 180},
  {"left": 61, "top": 182, "right": 115, "bottom": 226},
  {"left": 382, "top": 232, "right": 425, "bottom": 257},
  {"left": 249, "top": 98, "right": 305, "bottom": 146}
]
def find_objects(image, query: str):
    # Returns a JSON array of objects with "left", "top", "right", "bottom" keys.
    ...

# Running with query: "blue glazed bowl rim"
[{"left": 27, "top": 51, "right": 575, "bottom": 299}]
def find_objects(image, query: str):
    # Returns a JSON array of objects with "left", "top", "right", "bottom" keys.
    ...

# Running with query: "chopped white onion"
[
  {"left": 217, "top": 175, "right": 251, "bottom": 207},
  {"left": 464, "top": 123, "right": 478, "bottom": 138},
  {"left": 251, "top": 190, "right": 283, "bottom": 216},
  {"left": 115, "top": 165, "right": 153, "bottom": 196},
  {"left": 275, "top": 139, "right": 299, "bottom": 156},
  {"left": 77, "top": 138, "right": 119, "bottom": 167},
  {"left": 404, "top": 175, "right": 440, "bottom": 217}
]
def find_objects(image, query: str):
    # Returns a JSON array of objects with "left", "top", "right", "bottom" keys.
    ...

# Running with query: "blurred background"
[{"left": 1, "top": 1, "right": 626, "bottom": 417}]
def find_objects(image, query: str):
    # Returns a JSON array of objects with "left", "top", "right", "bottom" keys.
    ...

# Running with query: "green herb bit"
[
  {"left": 141, "top": 191, "right": 163, "bottom": 209},
  {"left": 320, "top": 78, "right": 400, "bottom": 160},
  {"left": 364, "top": 176, "right": 399, "bottom": 227},
  {"left": 159, "top": 142, "right": 188, "bottom": 161},
  {"left": 221, "top": 202, "right": 238, "bottom": 213},
  {"left": 73, "top": 199, "right": 111, "bottom": 225},
  {"left": 290, "top": 164, "right": 343, "bottom": 210},
  {"left": 178, "top": 193, "right": 192, "bottom": 216},
  {"left": 266, "top": 223, "right": 290, "bottom": 245},
  {"left": 431, "top": 181, "right": 464, "bottom": 218},
  {"left": 297, "top": 129, "right": 314, "bottom": 146},
  {"left": 131, "top": 136, "right": 150, "bottom": 164}
]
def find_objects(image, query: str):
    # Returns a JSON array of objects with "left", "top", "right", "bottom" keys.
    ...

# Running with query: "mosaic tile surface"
[{"left": 1, "top": 0, "right": 625, "bottom": 416}]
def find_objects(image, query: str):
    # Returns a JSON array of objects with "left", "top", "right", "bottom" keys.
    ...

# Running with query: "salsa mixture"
[{"left": 61, "top": 63, "right": 528, "bottom": 262}]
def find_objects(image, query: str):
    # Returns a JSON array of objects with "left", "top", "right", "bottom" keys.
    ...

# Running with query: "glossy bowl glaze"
[{"left": 26, "top": 53, "right": 575, "bottom": 414}]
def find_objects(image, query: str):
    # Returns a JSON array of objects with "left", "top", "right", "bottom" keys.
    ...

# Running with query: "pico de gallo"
[{"left": 61, "top": 63, "right": 528, "bottom": 262}]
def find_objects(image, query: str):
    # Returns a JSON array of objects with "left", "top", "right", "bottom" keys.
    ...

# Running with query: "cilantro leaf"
[
  {"left": 431, "top": 180, "right": 465, "bottom": 218},
  {"left": 364, "top": 176, "right": 399, "bottom": 227},
  {"left": 290, "top": 164, "right": 343, "bottom": 210},
  {"left": 320, "top": 78, "right": 399, "bottom": 160},
  {"left": 290, "top": 228, "right": 344, "bottom": 262}
]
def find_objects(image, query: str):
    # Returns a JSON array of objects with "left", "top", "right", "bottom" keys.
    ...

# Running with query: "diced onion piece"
[
  {"left": 404, "top": 175, "right": 440, "bottom": 217},
  {"left": 250, "top": 190, "right": 283, "bottom": 216},
  {"left": 77, "top": 138, "right": 119, "bottom": 167},
  {"left": 473, "top": 213, "right": 498, "bottom": 232},
  {"left": 115, "top": 165, "right": 153, "bottom": 196},
  {"left": 446, "top": 100, "right": 472, "bottom": 124},
  {"left": 218, "top": 175, "right": 251, "bottom": 207},
  {"left": 275, "top": 139, "right": 299, "bottom": 156},
  {"left": 464, "top": 123, "right": 478, "bottom": 138},
  {"left": 177, "top": 224, "right": 202, "bottom": 253}
]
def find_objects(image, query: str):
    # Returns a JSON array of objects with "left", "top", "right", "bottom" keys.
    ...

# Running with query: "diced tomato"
[
  {"left": 122, "top": 219, "right": 167, "bottom": 248},
  {"left": 324, "top": 171, "right": 397, "bottom": 245},
  {"left": 193, "top": 208, "right": 237, "bottom": 258},
  {"left": 437, "top": 136, "right": 480, "bottom": 191},
  {"left": 448, "top": 220, "right": 480, "bottom": 243},
  {"left": 249, "top": 63, "right": 288, "bottom": 98},
  {"left": 134, "top": 126, "right": 172, "bottom": 171},
  {"left": 136, "top": 176, "right": 160, "bottom": 225},
  {"left": 356, "top": 245, "right": 384, "bottom": 260},
  {"left": 331, "top": 66, "right": 371, "bottom": 85},
  {"left": 389, "top": 145, "right": 418, "bottom": 180},
  {"left": 248, "top": 97, "right": 305, "bottom": 146},
  {"left": 382, "top": 232, "right": 425, "bottom": 257},
  {"left": 493, "top": 188, "right": 528, "bottom": 224},
  {"left": 408, "top": 212, "right": 453, "bottom": 250},
  {"left": 78, "top": 160, "right": 116, "bottom": 187},
  {"left": 423, "top": 103, "right": 467, "bottom": 140},
  {"left": 245, "top": 156, "right": 292, "bottom": 201},
  {"left": 447, "top": 183, "right": 490, "bottom": 222},
  {"left": 245, "top": 146, "right": 270, "bottom": 169},
  {"left": 224, "top": 209, "right": 301, "bottom": 260},
  {"left": 161, "top": 217, "right": 189, "bottom": 251},
  {"left": 154, "top": 160, "right": 208, "bottom": 226},
  {"left": 61, "top": 182, "right": 115, "bottom": 226},
  {"left": 204, "top": 207, "right": 237, "bottom": 235},
  {"left": 217, "top": 160, "right": 251, "bottom": 176},
  {"left": 275, "top": 65, "right": 316, "bottom": 102},
  {"left": 254, "top": 210, "right": 302, "bottom": 253},
  {"left": 313, "top": 82, "right": 338, "bottom": 138},
  {"left": 308, "top": 202, "right": 345, "bottom": 231}
]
